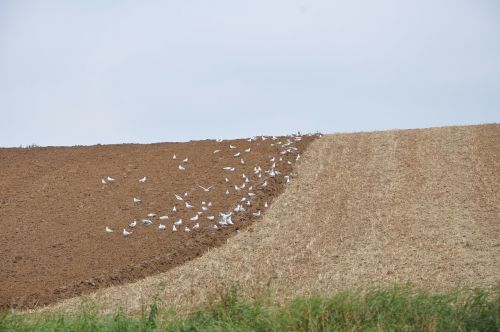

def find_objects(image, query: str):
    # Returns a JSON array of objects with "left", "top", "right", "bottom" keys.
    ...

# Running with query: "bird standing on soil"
[
  {"left": 142, "top": 219, "right": 153, "bottom": 226},
  {"left": 178, "top": 164, "right": 185, "bottom": 170},
  {"left": 175, "top": 194, "right": 183, "bottom": 201},
  {"left": 129, "top": 220, "right": 137, "bottom": 228},
  {"left": 139, "top": 177, "right": 147, "bottom": 183},
  {"left": 133, "top": 197, "right": 141, "bottom": 203},
  {"left": 123, "top": 229, "right": 132, "bottom": 236},
  {"left": 105, "top": 226, "right": 113, "bottom": 233},
  {"left": 106, "top": 176, "right": 115, "bottom": 182},
  {"left": 158, "top": 224, "right": 166, "bottom": 230}
]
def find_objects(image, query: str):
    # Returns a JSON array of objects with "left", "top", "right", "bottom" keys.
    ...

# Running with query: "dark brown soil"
[{"left": 0, "top": 135, "right": 317, "bottom": 308}]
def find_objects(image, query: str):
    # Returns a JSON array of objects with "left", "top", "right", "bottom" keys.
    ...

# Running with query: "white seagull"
[
  {"left": 223, "top": 167, "right": 235, "bottom": 172},
  {"left": 193, "top": 223, "right": 200, "bottom": 230},
  {"left": 174, "top": 219, "right": 182, "bottom": 225},
  {"left": 234, "top": 152, "right": 240, "bottom": 157},
  {"left": 142, "top": 219, "right": 153, "bottom": 226},
  {"left": 129, "top": 220, "right": 137, "bottom": 228},
  {"left": 139, "top": 176, "right": 147, "bottom": 183},
  {"left": 213, "top": 149, "right": 221, "bottom": 154},
  {"left": 198, "top": 185, "right": 213, "bottom": 192},
  {"left": 101, "top": 179, "right": 106, "bottom": 184},
  {"left": 172, "top": 225, "right": 177, "bottom": 232},
  {"left": 105, "top": 226, "right": 113, "bottom": 233},
  {"left": 184, "top": 226, "right": 191, "bottom": 232},
  {"left": 252, "top": 210, "right": 261, "bottom": 217},
  {"left": 190, "top": 214, "right": 199, "bottom": 221},
  {"left": 185, "top": 202, "right": 193, "bottom": 208},
  {"left": 175, "top": 194, "right": 183, "bottom": 201},
  {"left": 172, "top": 154, "right": 177, "bottom": 160},
  {"left": 147, "top": 212, "right": 156, "bottom": 218},
  {"left": 229, "top": 144, "right": 236, "bottom": 149},
  {"left": 178, "top": 164, "right": 185, "bottom": 170},
  {"left": 207, "top": 215, "right": 215, "bottom": 221},
  {"left": 158, "top": 224, "right": 166, "bottom": 230},
  {"left": 182, "top": 157, "right": 189, "bottom": 163},
  {"left": 159, "top": 215, "right": 169, "bottom": 220},
  {"left": 123, "top": 229, "right": 132, "bottom": 236},
  {"left": 172, "top": 206, "right": 177, "bottom": 212},
  {"left": 106, "top": 176, "right": 115, "bottom": 182},
  {"left": 133, "top": 197, "right": 141, "bottom": 203},
  {"left": 244, "top": 148, "right": 251, "bottom": 153}
]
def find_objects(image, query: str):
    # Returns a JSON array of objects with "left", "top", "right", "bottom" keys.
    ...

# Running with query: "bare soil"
[
  {"left": 0, "top": 135, "right": 316, "bottom": 308},
  {"left": 42, "top": 124, "right": 499, "bottom": 315}
]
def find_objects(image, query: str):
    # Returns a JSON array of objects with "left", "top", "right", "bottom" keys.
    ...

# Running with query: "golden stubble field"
[{"left": 41, "top": 124, "right": 499, "bottom": 314}]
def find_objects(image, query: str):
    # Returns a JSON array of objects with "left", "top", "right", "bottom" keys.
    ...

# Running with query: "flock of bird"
[{"left": 101, "top": 134, "right": 307, "bottom": 237}]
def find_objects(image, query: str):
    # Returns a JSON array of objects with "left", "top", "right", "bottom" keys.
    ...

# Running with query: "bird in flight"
[{"left": 198, "top": 185, "right": 214, "bottom": 192}]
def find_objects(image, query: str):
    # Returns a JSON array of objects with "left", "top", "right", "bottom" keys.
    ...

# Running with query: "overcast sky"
[{"left": 0, "top": 1, "right": 499, "bottom": 147}]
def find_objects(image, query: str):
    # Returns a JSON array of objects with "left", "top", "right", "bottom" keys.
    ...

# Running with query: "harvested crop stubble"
[{"left": 44, "top": 124, "right": 499, "bottom": 314}]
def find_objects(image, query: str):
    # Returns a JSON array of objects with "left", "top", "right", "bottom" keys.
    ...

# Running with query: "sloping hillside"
[
  {"left": 46, "top": 124, "right": 500, "bottom": 313},
  {"left": 0, "top": 135, "right": 316, "bottom": 308}
]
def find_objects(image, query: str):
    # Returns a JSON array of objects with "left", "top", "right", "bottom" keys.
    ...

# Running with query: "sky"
[{"left": 0, "top": 0, "right": 499, "bottom": 147}]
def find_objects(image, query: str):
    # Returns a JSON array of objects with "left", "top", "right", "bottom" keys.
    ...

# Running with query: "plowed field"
[{"left": 0, "top": 135, "right": 316, "bottom": 308}]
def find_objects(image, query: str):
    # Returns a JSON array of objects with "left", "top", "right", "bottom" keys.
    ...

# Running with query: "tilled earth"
[{"left": 0, "top": 135, "right": 317, "bottom": 308}]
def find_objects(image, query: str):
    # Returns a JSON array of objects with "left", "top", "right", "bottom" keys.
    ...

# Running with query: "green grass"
[{"left": 1, "top": 286, "right": 498, "bottom": 331}]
